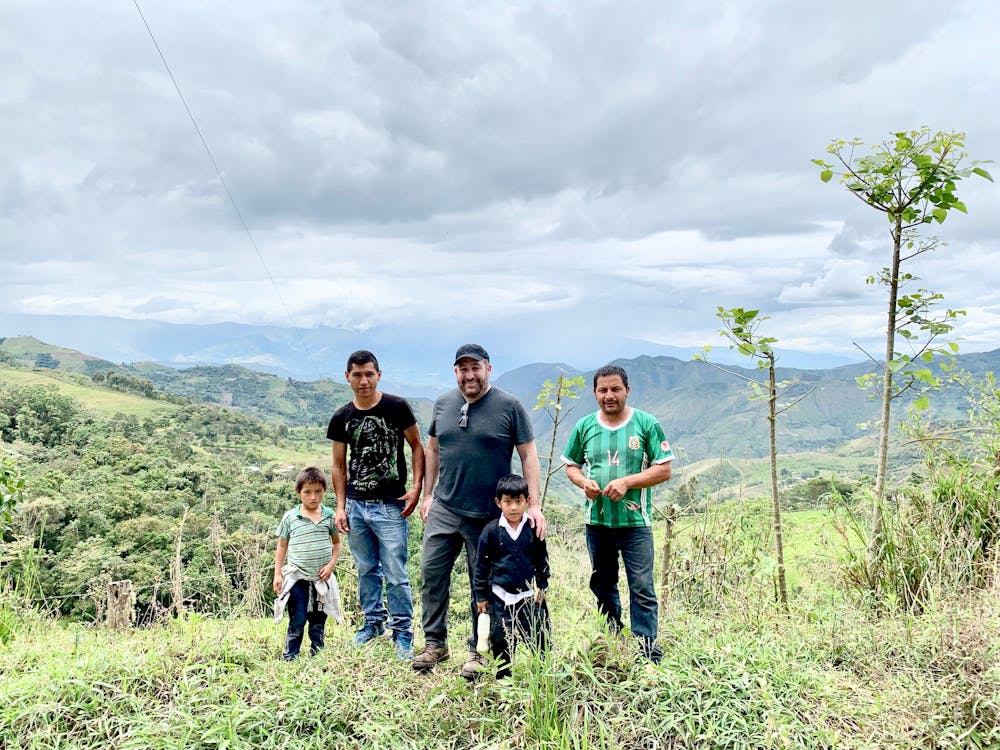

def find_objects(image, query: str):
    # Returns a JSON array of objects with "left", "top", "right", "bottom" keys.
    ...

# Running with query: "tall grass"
[
  {"left": 832, "top": 372, "right": 1000, "bottom": 615},
  {"left": 2, "top": 510, "right": 998, "bottom": 749}
]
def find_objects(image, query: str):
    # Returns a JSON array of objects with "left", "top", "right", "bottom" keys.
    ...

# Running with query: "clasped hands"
[{"left": 580, "top": 477, "right": 630, "bottom": 501}]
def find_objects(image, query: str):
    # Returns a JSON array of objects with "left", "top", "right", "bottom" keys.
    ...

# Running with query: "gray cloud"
[{"left": 1, "top": 0, "right": 998, "bottom": 363}]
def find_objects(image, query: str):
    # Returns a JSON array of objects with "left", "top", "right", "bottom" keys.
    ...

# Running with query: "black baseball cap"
[{"left": 454, "top": 344, "right": 490, "bottom": 364}]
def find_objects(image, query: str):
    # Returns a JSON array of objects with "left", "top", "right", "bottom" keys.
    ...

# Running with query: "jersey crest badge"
[
  {"left": 661, "top": 440, "right": 671, "bottom": 452},
  {"left": 628, "top": 436, "right": 640, "bottom": 450}
]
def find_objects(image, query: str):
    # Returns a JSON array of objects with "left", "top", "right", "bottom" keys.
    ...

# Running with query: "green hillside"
[
  {"left": 0, "top": 335, "right": 117, "bottom": 375},
  {"left": 0, "top": 339, "right": 400, "bottom": 429},
  {"left": 3, "top": 334, "right": 995, "bottom": 499},
  {"left": 125, "top": 362, "right": 436, "bottom": 429},
  {"left": 124, "top": 362, "right": 354, "bottom": 427},
  {"left": 0, "top": 336, "right": 922, "bottom": 503},
  {"left": 0, "top": 364, "right": 179, "bottom": 419},
  {"left": 499, "top": 351, "right": 992, "bottom": 492}
]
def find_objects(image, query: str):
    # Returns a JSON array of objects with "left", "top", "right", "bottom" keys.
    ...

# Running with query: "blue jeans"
[
  {"left": 348, "top": 499, "right": 413, "bottom": 637},
  {"left": 585, "top": 524, "right": 662, "bottom": 662},
  {"left": 283, "top": 579, "right": 326, "bottom": 660}
]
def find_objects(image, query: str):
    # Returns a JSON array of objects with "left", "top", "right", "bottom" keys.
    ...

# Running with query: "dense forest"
[{"left": 0, "top": 373, "right": 318, "bottom": 621}]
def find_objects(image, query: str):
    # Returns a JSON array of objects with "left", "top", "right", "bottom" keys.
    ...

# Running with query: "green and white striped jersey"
[{"left": 561, "top": 408, "right": 674, "bottom": 527}]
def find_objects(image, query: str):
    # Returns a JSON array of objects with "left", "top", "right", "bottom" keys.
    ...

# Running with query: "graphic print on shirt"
[{"left": 348, "top": 415, "right": 400, "bottom": 493}]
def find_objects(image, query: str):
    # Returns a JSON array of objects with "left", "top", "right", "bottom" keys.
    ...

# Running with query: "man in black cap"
[{"left": 413, "top": 344, "right": 546, "bottom": 677}]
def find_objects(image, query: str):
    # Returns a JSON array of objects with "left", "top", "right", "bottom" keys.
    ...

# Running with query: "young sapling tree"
[
  {"left": 814, "top": 128, "right": 992, "bottom": 503},
  {"left": 697, "top": 307, "right": 814, "bottom": 611},
  {"left": 814, "top": 128, "right": 992, "bottom": 557},
  {"left": 534, "top": 374, "right": 585, "bottom": 509}
]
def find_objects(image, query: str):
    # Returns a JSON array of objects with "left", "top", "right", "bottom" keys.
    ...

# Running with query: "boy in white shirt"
[{"left": 472, "top": 474, "right": 550, "bottom": 679}]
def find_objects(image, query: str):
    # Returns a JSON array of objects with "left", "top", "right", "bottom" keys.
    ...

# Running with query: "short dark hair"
[
  {"left": 495, "top": 473, "right": 529, "bottom": 500},
  {"left": 346, "top": 349, "right": 380, "bottom": 372},
  {"left": 593, "top": 364, "right": 629, "bottom": 389},
  {"left": 295, "top": 466, "right": 328, "bottom": 493}
]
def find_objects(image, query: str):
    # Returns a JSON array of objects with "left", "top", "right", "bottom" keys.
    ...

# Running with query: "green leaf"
[
  {"left": 820, "top": 170, "right": 833, "bottom": 183},
  {"left": 932, "top": 207, "right": 947, "bottom": 223},
  {"left": 972, "top": 166, "right": 994, "bottom": 182},
  {"left": 913, "top": 394, "right": 930, "bottom": 411}
]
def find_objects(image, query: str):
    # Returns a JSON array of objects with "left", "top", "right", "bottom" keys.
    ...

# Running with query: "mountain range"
[
  {"left": 5, "top": 333, "right": 999, "bottom": 475},
  {"left": 0, "top": 312, "right": 864, "bottom": 390}
]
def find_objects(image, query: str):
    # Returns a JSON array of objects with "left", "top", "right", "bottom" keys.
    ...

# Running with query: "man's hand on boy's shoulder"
[{"left": 527, "top": 506, "right": 547, "bottom": 540}]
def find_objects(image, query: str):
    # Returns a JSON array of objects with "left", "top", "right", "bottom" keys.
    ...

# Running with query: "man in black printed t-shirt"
[{"left": 328, "top": 350, "right": 425, "bottom": 661}]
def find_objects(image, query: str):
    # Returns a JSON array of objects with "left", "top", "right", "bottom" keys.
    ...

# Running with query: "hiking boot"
[
  {"left": 460, "top": 651, "right": 487, "bottom": 680},
  {"left": 412, "top": 643, "right": 450, "bottom": 671},
  {"left": 393, "top": 632, "right": 414, "bottom": 661},
  {"left": 352, "top": 622, "right": 386, "bottom": 647}
]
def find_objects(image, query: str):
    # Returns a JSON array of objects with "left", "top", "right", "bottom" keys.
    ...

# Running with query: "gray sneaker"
[{"left": 412, "top": 643, "right": 450, "bottom": 671}]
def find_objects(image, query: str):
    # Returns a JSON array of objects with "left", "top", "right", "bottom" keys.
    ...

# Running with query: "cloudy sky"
[{"left": 2, "top": 0, "right": 998, "bottom": 366}]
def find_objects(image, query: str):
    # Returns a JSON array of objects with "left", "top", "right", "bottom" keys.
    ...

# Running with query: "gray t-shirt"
[{"left": 428, "top": 387, "right": 534, "bottom": 518}]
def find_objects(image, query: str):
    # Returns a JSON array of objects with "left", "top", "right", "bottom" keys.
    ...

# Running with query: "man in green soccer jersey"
[{"left": 561, "top": 364, "right": 674, "bottom": 662}]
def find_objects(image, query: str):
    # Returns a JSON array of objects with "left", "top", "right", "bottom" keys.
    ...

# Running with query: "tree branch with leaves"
[
  {"left": 814, "top": 128, "right": 992, "bottom": 505},
  {"left": 533, "top": 374, "right": 585, "bottom": 509}
]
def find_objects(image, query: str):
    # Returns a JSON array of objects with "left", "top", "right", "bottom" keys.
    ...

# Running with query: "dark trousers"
[
  {"left": 420, "top": 500, "right": 491, "bottom": 651},
  {"left": 282, "top": 579, "right": 327, "bottom": 660},
  {"left": 585, "top": 524, "right": 662, "bottom": 662},
  {"left": 488, "top": 593, "right": 550, "bottom": 679}
]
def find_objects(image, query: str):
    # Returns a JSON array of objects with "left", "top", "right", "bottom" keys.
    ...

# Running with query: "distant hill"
[
  {"left": 0, "top": 312, "right": 865, "bottom": 384},
  {"left": 123, "top": 361, "right": 356, "bottom": 428},
  {"left": 6, "top": 334, "right": 1000, "bottom": 468},
  {"left": 496, "top": 349, "right": 1000, "bottom": 467},
  {"left": 0, "top": 337, "right": 430, "bottom": 429},
  {"left": 490, "top": 362, "right": 583, "bottom": 399},
  {"left": 495, "top": 357, "right": 869, "bottom": 465},
  {"left": 0, "top": 335, "right": 117, "bottom": 375}
]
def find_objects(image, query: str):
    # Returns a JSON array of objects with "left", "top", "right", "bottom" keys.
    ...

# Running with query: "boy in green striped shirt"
[
  {"left": 273, "top": 467, "right": 342, "bottom": 660},
  {"left": 562, "top": 365, "right": 674, "bottom": 663}
]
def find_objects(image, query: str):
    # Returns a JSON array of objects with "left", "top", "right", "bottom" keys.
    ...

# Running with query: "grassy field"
[
  {"left": 675, "top": 454, "right": 874, "bottom": 503},
  {"left": 0, "top": 365, "right": 179, "bottom": 419},
  {"left": 2, "top": 508, "right": 997, "bottom": 750}
]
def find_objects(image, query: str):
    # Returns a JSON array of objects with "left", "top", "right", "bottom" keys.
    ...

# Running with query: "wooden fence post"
[{"left": 659, "top": 503, "right": 679, "bottom": 606}]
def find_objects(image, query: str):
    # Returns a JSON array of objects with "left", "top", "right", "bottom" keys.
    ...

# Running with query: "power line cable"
[{"left": 130, "top": 0, "right": 307, "bottom": 352}]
